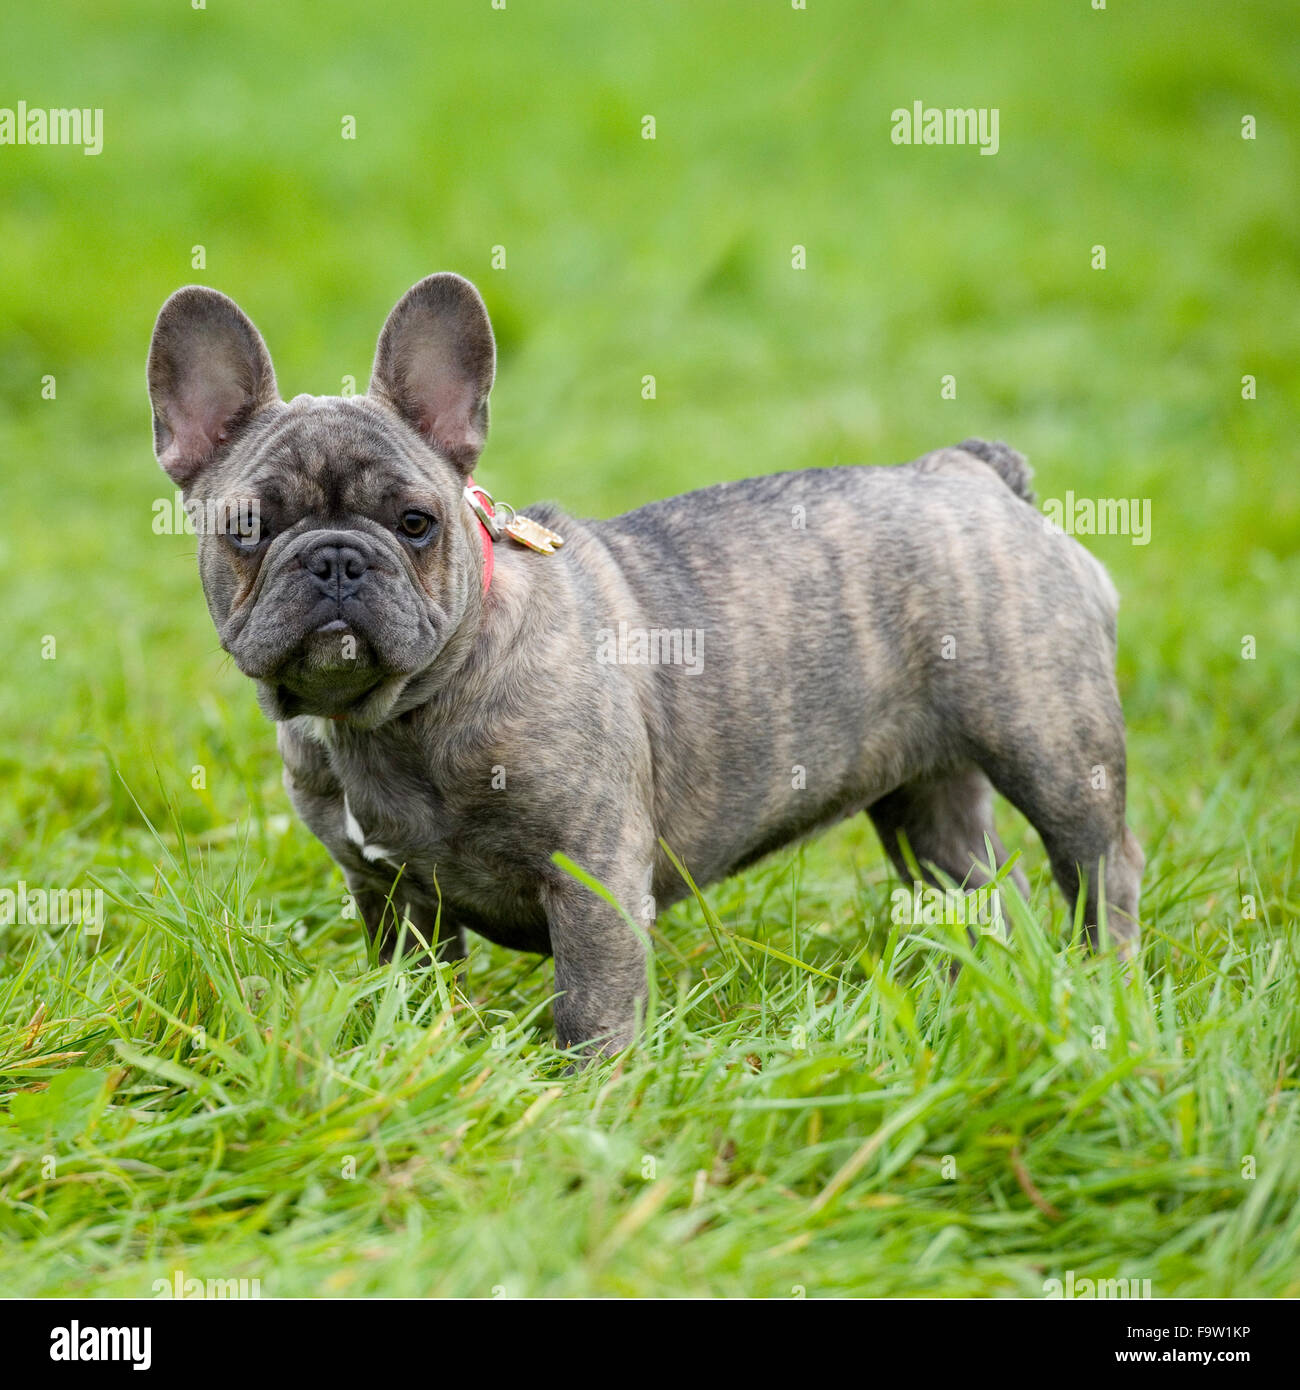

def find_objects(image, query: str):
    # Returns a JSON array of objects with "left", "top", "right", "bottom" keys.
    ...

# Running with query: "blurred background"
[{"left": 0, "top": 0, "right": 1296, "bottom": 905}]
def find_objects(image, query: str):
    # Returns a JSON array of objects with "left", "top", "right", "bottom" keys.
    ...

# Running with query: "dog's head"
[{"left": 147, "top": 274, "right": 496, "bottom": 726}]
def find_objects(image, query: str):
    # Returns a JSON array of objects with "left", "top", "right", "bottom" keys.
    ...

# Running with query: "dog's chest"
[
  {"left": 339, "top": 788, "right": 412, "bottom": 869},
  {"left": 305, "top": 723, "right": 531, "bottom": 912},
  {"left": 326, "top": 740, "right": 461, "bottom": 871}
]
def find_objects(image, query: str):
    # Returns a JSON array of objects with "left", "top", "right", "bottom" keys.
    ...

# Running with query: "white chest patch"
[{"left": 342, "top": 794, "right": 401, "bottom": 865}]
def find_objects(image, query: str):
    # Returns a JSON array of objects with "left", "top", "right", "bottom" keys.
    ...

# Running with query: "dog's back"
[{"left": 572, "top": 443, "right": 1123, "bottom": 905}]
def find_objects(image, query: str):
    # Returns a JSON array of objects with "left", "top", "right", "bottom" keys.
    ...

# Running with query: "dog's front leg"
[
  {"left": 346, "top": 871, "right": 465, "bottom": 966},
  {"left": 542, "top": 851, "right": 653, "bottom": 1057}
]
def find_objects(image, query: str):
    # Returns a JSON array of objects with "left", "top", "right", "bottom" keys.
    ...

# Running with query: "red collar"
[{"left": 464, "top": 479, "right": 495, "bottom": 593}]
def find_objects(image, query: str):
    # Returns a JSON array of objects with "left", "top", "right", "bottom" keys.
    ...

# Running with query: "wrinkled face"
[
  {"left": 147, "top": 274, "right": 496, "bottom": 726},
  {"left": 193, "top": 397, "right": 477, "bottom": 722}
]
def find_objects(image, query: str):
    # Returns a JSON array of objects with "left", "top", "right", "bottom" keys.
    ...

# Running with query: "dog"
[{"left": 146, "top": 273, "right": 1143, "bottom": 1053}]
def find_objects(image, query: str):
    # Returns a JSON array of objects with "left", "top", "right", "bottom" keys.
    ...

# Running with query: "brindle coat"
[{"left": 147, "top": 274, "right": 1143, "bottom": 1052}]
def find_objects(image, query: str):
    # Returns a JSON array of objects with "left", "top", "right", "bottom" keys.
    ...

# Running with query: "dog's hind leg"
[
  {"left": 868, "top": 766, "right": 1029, "bottom": 915},
  {"left": 978, "top": 737, "right": 1143, "bottom": 950}
]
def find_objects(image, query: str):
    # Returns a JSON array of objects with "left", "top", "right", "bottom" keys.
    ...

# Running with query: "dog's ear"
[
  {"left": 369, "top": 273, "right": 496, "bottom": 476},
  {"left": 147, "top": 287, "right": 279, "bottom": 486}
]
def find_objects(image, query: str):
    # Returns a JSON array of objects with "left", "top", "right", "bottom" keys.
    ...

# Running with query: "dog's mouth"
[
  {"left": 268, "top": 621, "right": 390, "bottom": 719},
  {"left": 226, "top": 555, "right": 449, "bottom": 726}
]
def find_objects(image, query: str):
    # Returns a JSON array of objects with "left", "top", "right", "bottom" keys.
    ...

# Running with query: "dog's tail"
[{"left": 956, "top": 438, "right": 1035, "bottom": 504}]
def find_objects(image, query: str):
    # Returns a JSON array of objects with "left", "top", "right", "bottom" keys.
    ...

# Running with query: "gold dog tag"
[{"left": 505, "top": 514, "right": 565, "bottom": 554}]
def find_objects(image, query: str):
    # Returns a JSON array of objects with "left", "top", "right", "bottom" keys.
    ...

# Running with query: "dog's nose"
[{"left": 304, "top": 541, "right": 369, "bottom": 598}]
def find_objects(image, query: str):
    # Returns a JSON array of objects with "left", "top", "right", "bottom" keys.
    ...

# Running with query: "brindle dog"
[{"left": 147, "top": 274, "right": 1143, "bottom": 1053}]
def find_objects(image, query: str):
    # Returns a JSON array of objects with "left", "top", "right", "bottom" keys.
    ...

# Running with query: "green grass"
[{"left": 1, "top": 0, "right": 1298, "bottom": 1297}]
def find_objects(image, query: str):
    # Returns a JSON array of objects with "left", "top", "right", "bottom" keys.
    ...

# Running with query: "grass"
[
  {"left": 1, "top": 0, "right": 1298, "bottom": 1296},
  {"left": 2, "top": 810, "right": 1298, "bottom": 1296}
]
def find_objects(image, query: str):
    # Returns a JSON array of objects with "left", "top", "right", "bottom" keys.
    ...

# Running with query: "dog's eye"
[
  {"left": 398, "top": 510, "right": 437, "bottom": 544},
  {"left": 227, "top": 510, "right": 267, "bottom": 550}
]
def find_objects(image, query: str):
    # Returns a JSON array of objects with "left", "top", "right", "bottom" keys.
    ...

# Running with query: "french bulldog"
[{"left": 146, "top": 273, "right": 1143, "bottom": 1054}]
